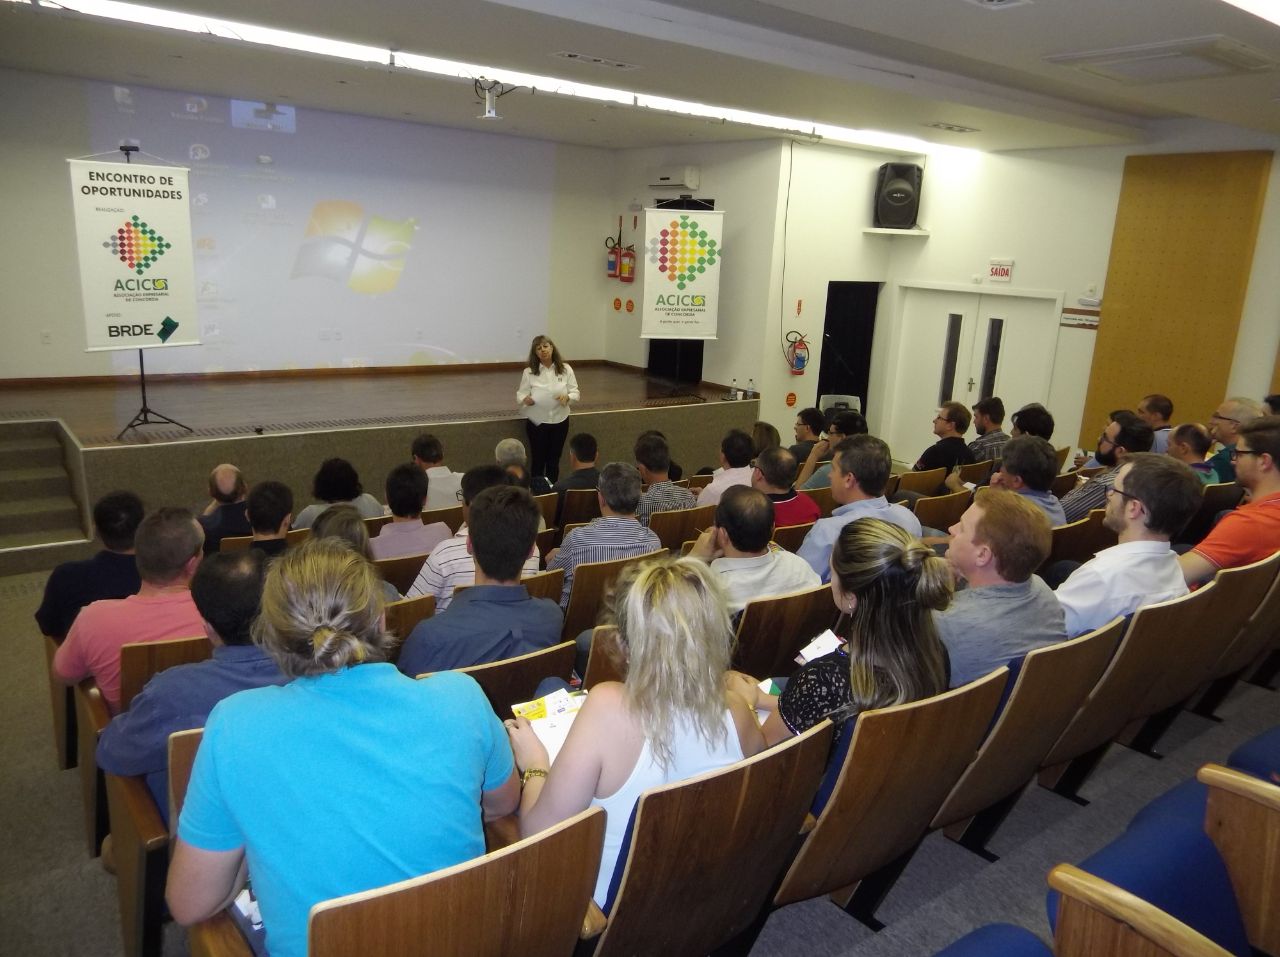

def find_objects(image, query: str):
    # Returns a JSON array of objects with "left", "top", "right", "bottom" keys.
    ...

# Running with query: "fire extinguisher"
[
  {"left": 784, "top": 331, "right": 809, "bottom": 375},
  {"left": 605, "top": 237, "right": 621, "bottom": 278},
  {"left": 619, "top": 245, "right": 636, "bottom": 283}
]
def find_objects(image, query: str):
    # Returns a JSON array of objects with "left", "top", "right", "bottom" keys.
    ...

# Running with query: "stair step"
[
  {"left": 0, "top": 466, "right": 70, "bottom": 498},
  {"left": 0, "top": 420, "right": 59, "bottom": 440},
  {"left": 0, "top": 526, "right": 87, "bottom": 551},
  {"left": 0, "top": 496, "right": 82, "bottom": 536},
  {"left": 0, "top": 438, "right": 63, "bottom": 469}
]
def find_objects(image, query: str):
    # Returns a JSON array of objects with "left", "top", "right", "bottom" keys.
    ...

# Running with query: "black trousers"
[{"left": 526, "top": 417, "right": 570, "bottom": 483}]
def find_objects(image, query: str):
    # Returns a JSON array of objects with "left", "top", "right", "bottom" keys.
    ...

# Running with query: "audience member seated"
[
  {"left": 1180, "top": 414, "right": 1280, "bottom": 587},
  {"left": 546, "top": 463, "right": 661, "bottom": 607},
  {"left": 409, "top": 466, "right": 539, "bottom": 611},
  {"left": 688, "top": 486, "right": 821, "bottom": 614},
  {"left": 505, "top": 557, "right": 764, "bottom": 907},
  {"left": 634, "top": 432, "right": 695, "bottom": 525},
  {"left": 411, "top": 432, "right": 463, "bottom": 511},
  {"left": 1137, "top": 393, "right": 1174, "bottom": 454},
  {"left": 1057, "top": 453, "right": 1201, "bottom": 634},
  {"left": 753, "top": 446, "right": 820, "bottom": 527},
  {"left": 166, "top": 538, "right": 519, "bottom": 957},
  {"left": 915, "top": 401, "right": 976, "bottom": 474},
  {"left": 798, "top": 409, "right": 868, "bottom": 490},
  {"left": 1009, "top": 404, "right": 1055, "bottom": 442},
  {"left": 292, "top": 457, "right": 383, "bottom": 528},
  {"left": 53, "top": 507, "right": 206, "bottom": 714},
  {"left": 246, "top": 481, "right": 293, "bottom": 557},
  {"left": 551, "top": 432, "right": 601, "bottom": 523},
  {"left": 696, "top": 429, "right": 759, "bottom": 506},
  {"left": 953, "top": 435, "right": 1066, "bottom": 526},
  {"left": 35, "top": 490, "right": 143, "bottom": 639},
  {"left": 1167, "top": 422, "right": 1219, "bottom": 484},
  {"left": 937, "top": 489, "right": 1064, "bottom": 686},
  {"left": 496, "top": 437, "right": 552, "bottom": 494},
  {"left": 370, "top": 464, "right": 451, "bottom": 561},
  {"left": 397, "top": 485, "right": 562, "bottom": 676},
  {"left": 789, "top": 407, "right": 826, "bottom": 462},
  {"left": 752, "top": 420, "right": 781, "bottom": 457},
  {"left": 967, "top": 396, "right": 1010, "bottom": 463},
  {"left": 734, "top": 517, "right": 951, "bottom": 745},
  {"left": 1060, "top": 412, "right": 1153, "bottom": 524},
  {"left": 798, "top": 435, "right": 922, "bottom": 581},
  {"left": 639, "top": 429, "right": 683, "bottom": 481},
  {"left": 96, "top": 550, "right": 286, "bottom": 823},
  {"left": 312, "top": 504, "right": 402, "bottom": 603},
  {"left": 197, "top": 464, "right": 251, "bottom": 555},
  {"left": 1207, "top": 396, "right": 1266, "bottom": 483}
]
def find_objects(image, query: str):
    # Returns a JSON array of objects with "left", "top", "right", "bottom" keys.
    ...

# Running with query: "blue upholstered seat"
[{"left": 1226, "top": 723, "right": 1280, "bottom": 784}]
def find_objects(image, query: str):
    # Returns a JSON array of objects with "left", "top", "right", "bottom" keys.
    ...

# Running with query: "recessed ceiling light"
[
  {"left": 960, "top": 0, "right": 1033, "bottom": 9},
  {"left": 927, "top": 122, "right": 980, "bottom": 133},
  {"left": 553, "top": 51, "right": 639, "bottom": 71}
]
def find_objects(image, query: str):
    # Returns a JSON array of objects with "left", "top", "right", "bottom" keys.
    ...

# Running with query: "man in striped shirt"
[
  {"left": 1060, "top": 413, "right": 1153, "bottom": 524},
  {"left": 635, "top": 433, "right": 696, "bottom": 525},
  {"left": 546, "top": 462, "right": 662, "bottom": 607}
]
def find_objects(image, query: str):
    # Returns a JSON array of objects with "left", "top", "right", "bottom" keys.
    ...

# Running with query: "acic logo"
[{"left": 114, "top": 278, "right": 168, "bottom": 291}]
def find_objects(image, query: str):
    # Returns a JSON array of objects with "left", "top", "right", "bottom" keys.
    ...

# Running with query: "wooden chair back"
[
  {"left": 590, "top": 722, "right": 835, "bottom": 957},
  {"left": 1050, "top": 471, "right": 1082, "bottom": 499},
  {"left": 306, "top": 807, "right": 605, "bottom": 957},
  {"left": 372, "top": 552, "right": 429, "bottom": 596},
  {"left": 74, "top": 680, "right": 112, "bottom": 856},
  {"left": 932, "top": 618, "right": 1126, "bottom": 836},
  {"left": 1078, "top": 465, "right": 1106, "bottom": 479},
  {"left": 44, "top": 635, "right": 76, "bottom": 771},
  {"left": 532, "top": 492, "right": 558, "bottom": 529},
  {"left": 1041, "top": 509, "right": 1116, "bottom": 570},
  {"left": 559, "top": 521, "right": 589, "bottom": 547},
  {"left": 1198, "top": 764, "right": 1280, "bottom": 957},
  {"left": 1054, "top": 446, "right": 1071, "bottom": 471},
  {"left": 896, "top": 467, "right": 947, "bottom": 496},
  {"left": 773, "top": 669, "right": 1007, "bottom": 909},
  {"left": 383, "top": 594, "right": 435, "bottom": 641},
  {"left": 771, "top": 522, "right": 814, "bottom": 554},
  {"left": 562, "top": 550, "right": 665, "bottom": 641},
  {"left": 218, "top": 534, "right": 251, "bottom": 552},
  {"left": 582, "top": 626, "right": 626, "bottom": 689},
  {"left": 1205, "top": 551, "right": 1280, "bottom": 682},
  {"left": 1039, "top": 586, "right": 1216, "bottom": 788},
  {"left": 671, "top": 478, "right": 690, "bottom": 489},
  {"left": 883, "top": 474, "right": 901, "bottom": 499},
  {"left": 912, "top": 489, "right": 972, "bottom": 531},
  {"left": 521, "top": 567, "right": 565, "bottom": 604},
  {"left": 1049, "top": 863, "right": 1233, "bottom": 957},
  {"left": 687, "top": 474, "right": 714, "bottom": 492},
  {"left": 167, "top": 728, "right": 204, "bottom": 835},
  {"left": 560, "top": 488, "right": 602, "bottom": 528},
  {"left": 421, "top": 641, "right": 577, "bottom": 717},
  {"left": 646, "top": 504, "right": 714, "bottom": 552},
  {"left": 421, "top": 504, "right": 464, "bottom": 534},
  {"left": 535, "top": 526, "right": 557, "bottom": 565},
  {"left": 958, "top": 460, "right": 994, "bottom": 485},
  {"left": 105, "top": 765, "right": 170, "bottom": 957},
  {"left": 1178, "top": 482, "right": 1245, "bottom": 547},
  {"left": 286, "top": 527, "right": 311, "bottom": 546},
  {"left": 363, "top": 514, "right": 392, "bottom": 534},
  {"left": 808, "top": 485, "right": 836, "bottom": 518},
  {"left": 733, "top": 584, "right": 839, "bottom": 680},
  {"left": 119, "top": 636, "right": 211, "bottom": 712}
]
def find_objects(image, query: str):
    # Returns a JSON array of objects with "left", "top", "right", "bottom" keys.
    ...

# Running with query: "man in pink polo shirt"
[{"left": 54, "top": 506, "right": 206, "bottom": 713}]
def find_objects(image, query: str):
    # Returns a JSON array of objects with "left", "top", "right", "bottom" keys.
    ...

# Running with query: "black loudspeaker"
[{"left": 873, "top": 163, "right": 923, "bottom": 229}]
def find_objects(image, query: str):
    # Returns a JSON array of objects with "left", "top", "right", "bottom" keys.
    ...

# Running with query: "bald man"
[{"left": 198, "top": 463, "right": 251, "bottom": 554}]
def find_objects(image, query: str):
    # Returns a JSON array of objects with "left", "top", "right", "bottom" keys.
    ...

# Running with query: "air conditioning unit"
[{"left": 648, "top": 166, "right": 701, "bottom": 190}]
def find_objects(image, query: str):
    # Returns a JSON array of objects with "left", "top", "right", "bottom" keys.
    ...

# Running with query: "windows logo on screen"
[
  {"left": 291, "top": 201, "right": 416, "bottom": 295},
  {"left": 104, "top": 215, "right": 171, "bottom": 274}
]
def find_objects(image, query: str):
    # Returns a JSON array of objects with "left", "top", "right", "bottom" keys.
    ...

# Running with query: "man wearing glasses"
[
  {"left": 1059, "top": 412, "right": 1154, "bottom": 524},
  {"left": 1056, "top": 453, "right": 1202, "bottom": 636},
  {"left": 1180, "top": 415, "right": 1280, "bottom": 588},
  {"left": 1206, "top": 397, "right": 1266, "bottom": 483}
]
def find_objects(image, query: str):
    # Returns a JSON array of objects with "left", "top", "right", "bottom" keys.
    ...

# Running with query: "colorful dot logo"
[
  {"left": 102, "top": 215, "right": 171, "bottom": 274},
  {"left": 647, "top": 215, "right": 719, "bottom": 290}
]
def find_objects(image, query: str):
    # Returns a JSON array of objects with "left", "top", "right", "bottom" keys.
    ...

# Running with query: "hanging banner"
[
  {"left": 68, "top": 159, "right": 199, "bottom": 352},
  {"left": 641, "top": 208, "right": 723, "bottom": 340}
]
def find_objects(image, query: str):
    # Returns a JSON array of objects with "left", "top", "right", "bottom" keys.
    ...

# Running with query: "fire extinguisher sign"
[{"left": 640, "top": 209, "right": 724, "bottom": 341}]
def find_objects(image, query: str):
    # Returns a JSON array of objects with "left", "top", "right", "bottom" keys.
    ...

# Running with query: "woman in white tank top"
[{"left": 505, "top": 556, "right": 764, "bottom": 907}]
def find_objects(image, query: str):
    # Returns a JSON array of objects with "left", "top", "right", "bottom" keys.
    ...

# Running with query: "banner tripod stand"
[{"left": 116, "top": 347, "right": 192, "bottom": 440}]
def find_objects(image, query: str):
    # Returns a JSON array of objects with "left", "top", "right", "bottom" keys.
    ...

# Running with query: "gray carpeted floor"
[{"left": 4, "top": 566, "right": 1277, "bottom": 956}]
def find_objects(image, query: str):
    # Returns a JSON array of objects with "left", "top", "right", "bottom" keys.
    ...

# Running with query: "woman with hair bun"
[
  {"left": 166, "top": 538, "right": 519, "bottom": 957},
  {"left": 505, "top": 556, "right": 764, "bottom": 907},
  {"left": 734, "top": 517, "right": 953, "bottom": 745}
]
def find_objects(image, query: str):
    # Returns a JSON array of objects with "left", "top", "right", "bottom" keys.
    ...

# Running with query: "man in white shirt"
[
  {"left": 411, "top": 433, "right": 464, "bottom": 511},
  {"left": 696, "top": 429, "right": 756, "bottom": 506},
  {"left": 689, "top": 485, "right": 819, "bottom": 613},
  {"left": 1055, "top": 453, "right": 1203, "bottom": 636}
]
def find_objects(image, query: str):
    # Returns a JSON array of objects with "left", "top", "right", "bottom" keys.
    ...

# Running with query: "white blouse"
[{"left": 516, "top": 362, "right": 579, "bottom": 426}]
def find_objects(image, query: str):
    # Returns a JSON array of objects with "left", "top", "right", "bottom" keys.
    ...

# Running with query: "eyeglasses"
[
  {"left": 1105, "top": 485, "right": 1140, "bottom": 504},
  {"left": 1230, "top": 449, "right": 1263, "bottom": 462},
  {"left": 455, "top": 489, "right": 465, "bottom": 501},
  {"left": 1211, "top": 413, "right": 1241, "bottom": 424},
  {"left": 1098, "top": 431, "right": 1118, "bottom": 447}
]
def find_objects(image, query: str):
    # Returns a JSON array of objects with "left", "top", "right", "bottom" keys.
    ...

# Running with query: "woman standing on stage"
[{"left": 517, "top": 334, "right": 579, "bottom": 484}]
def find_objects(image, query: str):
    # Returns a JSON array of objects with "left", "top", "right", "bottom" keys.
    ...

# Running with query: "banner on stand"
[
  {"left": 640, "top": 208, "right": 723, "bottom": 340},
  {"left": 68, "top": 159, "right": 199, "bottom": 352}
]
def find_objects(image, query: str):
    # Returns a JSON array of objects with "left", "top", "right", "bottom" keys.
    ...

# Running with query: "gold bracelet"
[{"left": 521, "top": 767, "right": 549, "bottom": 785}]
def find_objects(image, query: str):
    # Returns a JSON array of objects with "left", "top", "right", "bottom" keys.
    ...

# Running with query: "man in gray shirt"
[{"left": 935, "top": 487, "right": 1066, "bottom": 687}]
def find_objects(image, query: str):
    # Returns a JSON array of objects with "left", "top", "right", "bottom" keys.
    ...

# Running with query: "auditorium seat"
[
  {"left": 420, "top": 504, "right": 463, "bottom": 534},
  {"left": 559, "top": 488, "right": 602, "bottom": 528},
  {"left": 958, "top": 459, "right": 995, "bottom": 486},
  {"left": 382, "top": 595, "right": 434, "bottom": 663},
  {"left": 560, "top": 550, "right": 665, "bottom": 641},
  {"left": 417, "top": 640, "right": 576, "bottom": 718},
  {"left": 913, "top": 488, "right": 972, "bottom": 531},
  {"left": 1177, "top": 482, "right": 1246, "bottom": 548},
  {"left": 119, "top": 635, "right": 211, "bottom": 712},
  {"left": 43, "top": 634, "right": 76, "bottom": 770},
  {"left": 646, "top": 503, "right": 714, "bottom": 552},
  {"left": 807, "top": 485, "right": 836, "bottom": 518},
  {"left": 897, "top": 467, "right": 947, "bottom": 497},
  {"left": 531, "top": 491, "right": 558, "bottom": 529},
  {"left": 770, "top": 521, "right": 813, "bottom": 553},
  {"left": 582, "top": 625, "right": 625, "bottom": 689},
  {"left": 371, "top": 551, "right": 429, "bottom": 596},
  {"left": 732, "top": 584, "right": 838, "bottom": 681},
  {"left": 75, "top": 680, "right": 111, "bottom": 856},
  {"left": 1040, "top": 509, "right": 1115, "bottom": 571}
]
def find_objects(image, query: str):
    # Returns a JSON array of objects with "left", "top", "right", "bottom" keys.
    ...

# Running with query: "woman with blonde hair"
[
  {"left": 506, "top": 555, "right": 764, "bottom": 907},
  {"left": 516, "top": 334, "right": 579, "bottom": 484},
  {"left": 167, "top": 538, "right": 518, "bottom": 957},
  {"left": 734, "top": 517, "right": 952, "bottom": 745}
]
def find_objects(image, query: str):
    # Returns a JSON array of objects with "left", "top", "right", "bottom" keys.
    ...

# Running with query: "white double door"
[{"left": 886, "top": 286, "right": 1061, "bottom": 464}]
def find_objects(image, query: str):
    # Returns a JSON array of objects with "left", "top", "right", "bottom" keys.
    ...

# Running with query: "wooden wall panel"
[{"left": 1078, "top": 151, "right": 1272, "bottom": 448}]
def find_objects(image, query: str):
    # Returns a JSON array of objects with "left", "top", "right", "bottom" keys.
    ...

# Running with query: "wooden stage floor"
[{"left": 0, "top": 364, "right": 721, "bottom": 448}]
